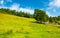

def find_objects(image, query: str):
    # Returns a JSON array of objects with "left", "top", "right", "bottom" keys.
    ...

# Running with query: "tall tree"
[{"left": 34, "top": 9, "right": 48, "bottom": 23}]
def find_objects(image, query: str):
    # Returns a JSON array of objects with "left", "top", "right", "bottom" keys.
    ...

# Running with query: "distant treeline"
[
  {"left": 34, "top": 9, "right": 60, "bottom": 24},
  {"left": 0, "top": 8, "right": 60, "bottom": 24},
  {"left": 49, "top": 16, "right": 60, "bottom": 24},
  {"left": 0, "top": 8, "right": 33, "bottom": 18}
]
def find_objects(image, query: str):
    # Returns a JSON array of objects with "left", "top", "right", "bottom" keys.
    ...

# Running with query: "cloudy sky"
[{"left": 0, "top": 0, "right": 60, "bottom": 16}]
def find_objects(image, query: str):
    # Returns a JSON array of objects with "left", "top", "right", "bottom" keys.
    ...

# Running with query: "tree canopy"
[{"left": 34, "top": 9, "right": 49, "bottom": 23}]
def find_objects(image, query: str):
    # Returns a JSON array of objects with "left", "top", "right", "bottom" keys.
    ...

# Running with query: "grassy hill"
[{"left": 0, "top": 13, "right": 60, "bottom": 38}]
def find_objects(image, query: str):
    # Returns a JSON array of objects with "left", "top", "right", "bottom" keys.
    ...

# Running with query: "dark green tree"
[
  {"left": 49, "top": 17, "right": 54, "bottom": 23},
  {"left": 34, "top": 9, "right": 48, "bottom": 23},
  {"left": 24, "top": 13, "right": 33, "bottom": 18}
]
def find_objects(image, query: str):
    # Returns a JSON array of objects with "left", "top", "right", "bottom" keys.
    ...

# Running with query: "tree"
[
  {"left": 34, "top": 9, "right": 48, "bottom": 23},
  {"left": 57, "top": 16, "right": 60, "bottom": 21},
  {"left": 24, "top": 13, "right": 33, "bottom": 18},
  {"left": 49, "top": 17, "right": 54, "bottom": 23},
  {"left": 17, "top": 11, "right": 25, "bottom": 17}
]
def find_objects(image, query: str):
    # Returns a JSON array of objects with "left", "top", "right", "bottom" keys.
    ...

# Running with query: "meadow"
[{"left": 0, "top": 13, "right": 60, "bottom": 38}]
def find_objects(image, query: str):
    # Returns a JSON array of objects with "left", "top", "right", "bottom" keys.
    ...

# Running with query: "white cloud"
[
  {"left": 46, "top": 0, "right": 60, "bottom": 16},
  {"left": 46, "top": 11, "right": 52, "bottom": 17},
  {"left": 46, "top": 11, "right": 56, "bottom": 17},
  {"left": 0, "top": 3, "right": 34, "bottom": 14},
  {"left": 49, "top": 0, "right": 60, "bottom": 7},
  {"left": 9, "top": 3, "right": 20, "bottom": 10},
  {"left": 0, "top": 0, "right": 4, "bottom": 4},
  {"left": 19, "top": 8, "right": 34, "bottom": 14},
  {"left": 0, "top": 6, "right": 7, "bottom": 8},
  {"left": 9, "top": 3, "right": 34, "bottom": 14}
]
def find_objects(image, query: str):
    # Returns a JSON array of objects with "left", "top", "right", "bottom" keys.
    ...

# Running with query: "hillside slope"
[{"left": 0, "top": 13, "right": 60, "bottom": 38}]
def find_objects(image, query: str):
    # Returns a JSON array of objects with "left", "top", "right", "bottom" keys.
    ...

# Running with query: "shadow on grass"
[
  {"left": 4, "top": 30, "right": 13, "bottom": 35},
  {"left": 16, "top": 31, "right": 30, "bottom": 38},
  {"left": 25, "top": 35, "right": 30, "bottom": 38},
  {"left": 25, "top": 32, "right": 30, "bottom": 38},
  {"left": 31, "top": 21, "right": 38, "bottom": 23},
  {"left": 0, "top": 30, "right": 13, "bottom": 38},
  {"left": 30, "top": 21, "right": 45, "bottom": 24}
]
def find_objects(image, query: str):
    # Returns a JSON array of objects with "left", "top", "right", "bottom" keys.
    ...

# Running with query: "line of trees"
[
  {"left": 0, "top": 8, "right": 60, "bottom": 24},
  {"left": 34, "top": 9, "right": 60, "bottom": 24},
  {"left": 49, "top": 16, "right": 60, "bottom": 24},
  {"left": 0, "top": 8, "right": 33, "bottom": 18}
]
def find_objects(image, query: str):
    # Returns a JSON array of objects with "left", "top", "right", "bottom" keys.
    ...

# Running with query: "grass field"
[{"left": 0, "top": 13, "right": 60, "bottom": 38}]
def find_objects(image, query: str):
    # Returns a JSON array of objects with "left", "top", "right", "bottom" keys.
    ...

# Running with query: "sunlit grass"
[{"left": 0, "top": 13, "right": 60, "bottom": 38}]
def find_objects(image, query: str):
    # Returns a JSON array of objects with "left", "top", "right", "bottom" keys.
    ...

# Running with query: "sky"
[{"left": 0, "top": 0, "right": 60, "bottom": 16}]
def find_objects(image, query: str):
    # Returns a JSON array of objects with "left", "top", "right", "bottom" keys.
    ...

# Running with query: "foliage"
[
  {"left": 49, "top": 16, "right": 60, "bottom": 24},
  {"left": 0, "top": 8, "right": 60, "bottom": 24},
  {"left": 34, "top": 9, "right": 49, "bottom": 23},
  {"left": 0, "top": 8, "right": 33, "bottom": 18}
]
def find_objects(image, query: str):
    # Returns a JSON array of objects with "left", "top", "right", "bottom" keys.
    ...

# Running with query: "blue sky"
[{"left": 0, "top": 0, "right": 60, "bottom": 16}]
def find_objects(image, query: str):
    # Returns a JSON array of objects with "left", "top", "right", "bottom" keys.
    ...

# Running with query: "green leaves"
[{"left": 34, "top": 9, "right": 48, "bottom": 23}]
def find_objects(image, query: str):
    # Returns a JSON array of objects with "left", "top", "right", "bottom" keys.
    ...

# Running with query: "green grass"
[{"left": 0, "top": 13, "right": 60, "bottom": 38}]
